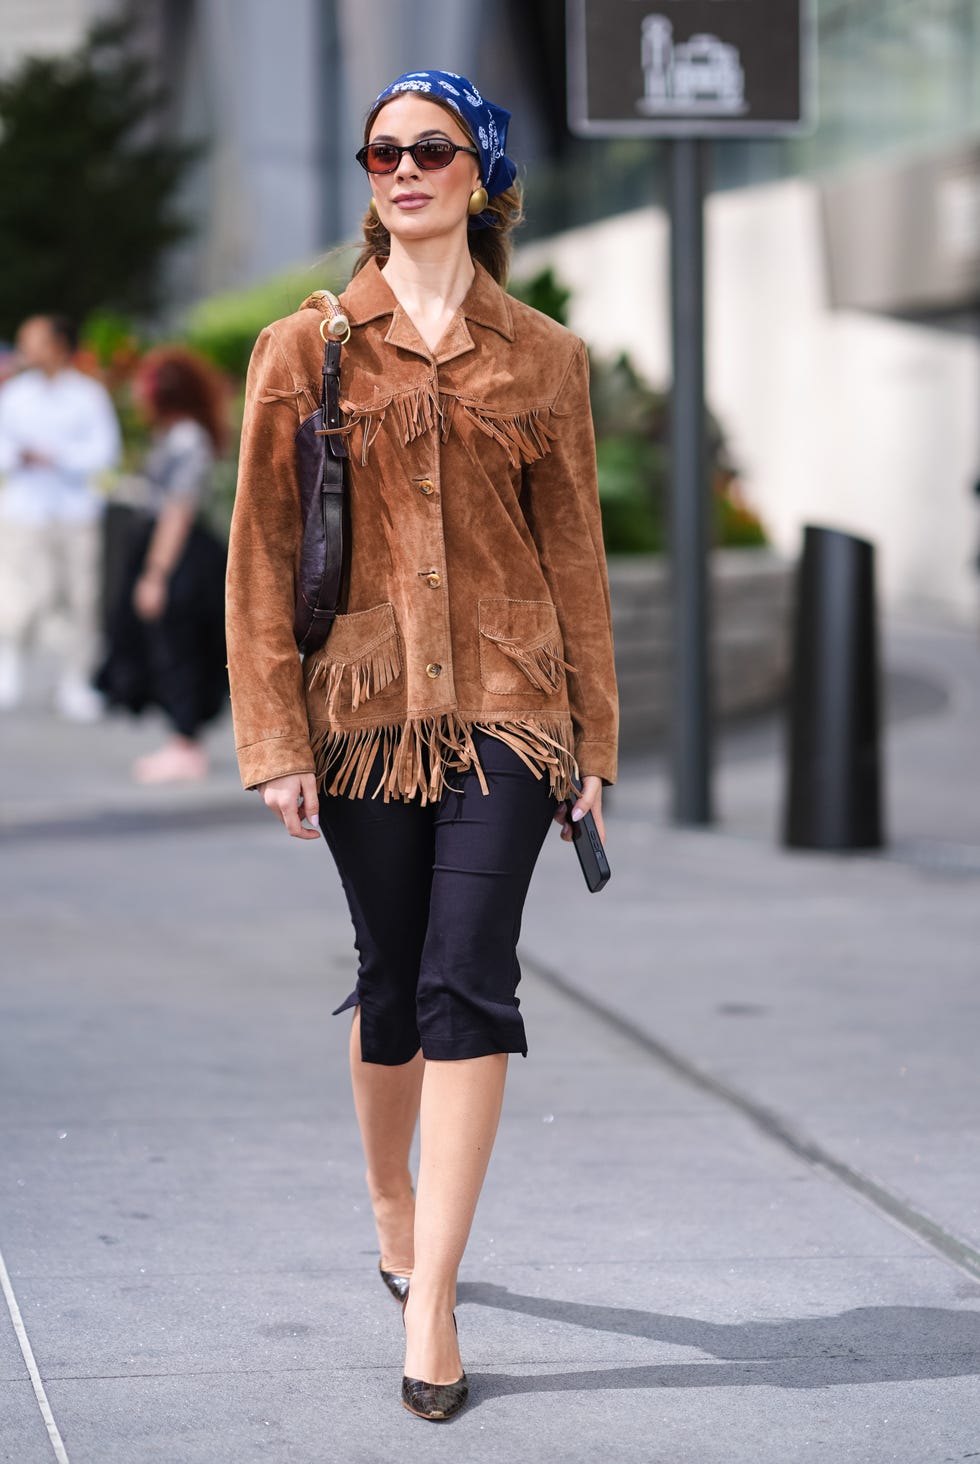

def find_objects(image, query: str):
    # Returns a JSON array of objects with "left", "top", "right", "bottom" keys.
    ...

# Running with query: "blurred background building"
[{"left": 2, "top": 0, "right": 980, "bottom": 619}]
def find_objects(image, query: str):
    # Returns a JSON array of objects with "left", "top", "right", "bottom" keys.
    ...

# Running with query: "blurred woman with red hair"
[{"left": 97, "top": 346, "right": 229, "bottom": 782}]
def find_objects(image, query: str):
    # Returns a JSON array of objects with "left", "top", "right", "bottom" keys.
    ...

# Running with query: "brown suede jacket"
[{"left": 226, "top": 256, "right": 618, "bottom": 802}]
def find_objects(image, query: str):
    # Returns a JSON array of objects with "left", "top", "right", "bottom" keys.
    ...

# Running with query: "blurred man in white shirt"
[{"left": 0, "top": 315, "right": 121, "bottom": 719}]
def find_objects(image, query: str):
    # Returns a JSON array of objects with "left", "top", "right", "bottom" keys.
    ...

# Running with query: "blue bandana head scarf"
[{"left": 371, "top": 70, "right": 517, "bottom": 230}]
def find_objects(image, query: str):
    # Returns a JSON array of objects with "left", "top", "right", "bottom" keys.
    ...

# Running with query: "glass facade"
[
  {"left": 790, "top": 0, "right": 980, "bottom": 172},
  {"left": 519, "top": 0, "right": 980, "bottom": 240}
]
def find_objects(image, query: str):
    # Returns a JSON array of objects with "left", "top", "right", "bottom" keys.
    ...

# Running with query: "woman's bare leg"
[
  {"left": 403, "top": 1053, "right": 508, "bottom": 1382},
  {"left": 349, "top": 1008, "right": 424, "bottom": 1274}
]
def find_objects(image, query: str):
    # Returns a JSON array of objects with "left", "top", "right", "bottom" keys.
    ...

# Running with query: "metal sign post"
[
  {"left": 567, "top": 0, "right": 812, "bottom": 826},
  {"left": 668, "top": 136, "right": 711, "bottom": 823}
]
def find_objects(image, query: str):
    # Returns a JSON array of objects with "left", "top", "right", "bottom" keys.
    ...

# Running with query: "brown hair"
[
  {"left": 352, "top": 97, "right": 524, "bottom": 286},
  {"left": 137, "top": 346, "right": 229, "bottom": 455},
  {"left": 46, "top": 316, "right": 79, "bottom": 355}
]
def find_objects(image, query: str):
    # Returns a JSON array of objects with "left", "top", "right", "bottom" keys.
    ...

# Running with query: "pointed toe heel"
[
  {"left": 400, "top": 1302, "right": 466, "bottom": 1419},
  {"left": 401, "top": 1372, "right": 468, "bottom": 1421},
  {"left": 379, "top": 1260, "right": 411, "bottom": 1303}
]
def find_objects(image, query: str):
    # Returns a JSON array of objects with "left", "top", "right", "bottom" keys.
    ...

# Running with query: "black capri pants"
[{"left": 320, "top": 731, "right": 558, "bottom": 1065}]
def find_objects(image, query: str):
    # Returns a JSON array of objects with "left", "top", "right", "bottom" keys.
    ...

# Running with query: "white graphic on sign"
[{"left": 637, "top": 16, "right": 748, "bottom": 116}]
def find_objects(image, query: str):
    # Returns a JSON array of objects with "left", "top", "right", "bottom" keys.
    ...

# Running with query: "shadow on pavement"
[{"left": 458, "top": 1281, "right": 980, "bottom": 1395}]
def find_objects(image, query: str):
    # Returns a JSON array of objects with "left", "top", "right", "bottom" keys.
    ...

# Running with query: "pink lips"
[{"left": 392, "top": 194, "right": 431, "bottom": 210}]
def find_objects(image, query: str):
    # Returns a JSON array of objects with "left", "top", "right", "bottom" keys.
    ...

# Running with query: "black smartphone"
[{"left": 565, "top": 779, "right": 611, "bottom": 893}]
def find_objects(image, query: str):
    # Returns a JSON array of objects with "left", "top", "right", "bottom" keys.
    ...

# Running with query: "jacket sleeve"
[
  {"left": 226, "top": 325, "right": 315, "bottom": 789},
  {"left": 525, "top": 338, "right": 619, "bottom": 785}
]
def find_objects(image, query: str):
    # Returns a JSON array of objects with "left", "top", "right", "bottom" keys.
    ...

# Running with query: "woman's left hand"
[
  {"left": 133, "top": 568, "right": 168, "bottom": 621},
  {"left": 553, "top": 774, "right": 605, "bottom": 845}
]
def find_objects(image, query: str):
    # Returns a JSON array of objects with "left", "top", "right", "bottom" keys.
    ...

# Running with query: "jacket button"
[
  {"left": 426, "top": 662, "right": 442, "bottom": 678},
  {"left": 425, "top": 571, "right": 442, "bottom": 588},
  {"left": 418, "top": 479, "right": 435, "bottom": 495}
]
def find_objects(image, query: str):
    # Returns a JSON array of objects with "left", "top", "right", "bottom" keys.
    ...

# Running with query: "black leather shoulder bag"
[{"left": 293, "top": 294, "right": 349, "bottom": 655}]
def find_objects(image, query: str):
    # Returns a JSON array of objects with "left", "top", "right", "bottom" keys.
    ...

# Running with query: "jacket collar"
[{"left": 340, "top": 256, "right": 515, "bottom": 362}]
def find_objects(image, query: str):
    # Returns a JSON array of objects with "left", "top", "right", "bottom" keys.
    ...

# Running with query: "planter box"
[{"left": 608, "top": 549, "right": 795, "bottom": 748}]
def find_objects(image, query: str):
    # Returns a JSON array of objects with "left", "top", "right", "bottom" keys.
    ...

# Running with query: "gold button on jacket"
[{"left": 227, "top": 258, "right": 619, "bottom": 804}]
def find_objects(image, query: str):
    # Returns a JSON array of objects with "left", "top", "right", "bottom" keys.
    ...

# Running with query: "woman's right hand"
[{"left": 259, "top": 773, "right": 321, "bottom": 840}]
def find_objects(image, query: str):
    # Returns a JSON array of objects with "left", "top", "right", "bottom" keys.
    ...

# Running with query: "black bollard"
[{"left": 783, "top": 525, "right": 884, "bottom": 850}]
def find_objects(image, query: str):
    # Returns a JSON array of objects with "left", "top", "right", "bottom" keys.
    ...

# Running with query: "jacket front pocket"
[
  {"left": 306, "top": 602, "right": 402, "bottom": 713},
  {"left": 478, "top": 597, "right": 574, "bottom": 696}
]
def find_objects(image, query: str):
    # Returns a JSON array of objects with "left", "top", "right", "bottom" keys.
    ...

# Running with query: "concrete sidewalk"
[{"left": 1, "top": 615, "right": 979, "bottom": 1462}]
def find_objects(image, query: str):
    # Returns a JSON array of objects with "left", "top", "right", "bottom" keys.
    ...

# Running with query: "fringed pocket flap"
[
  {"left": 306, "top": 601, "right": 402, "bottom": 713},
  {"left": 478, "top": 597, "right": 574, "bottom": 696}
]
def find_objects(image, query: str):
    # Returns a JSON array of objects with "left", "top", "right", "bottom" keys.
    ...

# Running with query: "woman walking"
[
  {"left": 226, "top": 70, "right": 618, "bottom": 1421},
  {"left": 98, "top": 347, "right": 228, "bottom": 782}
]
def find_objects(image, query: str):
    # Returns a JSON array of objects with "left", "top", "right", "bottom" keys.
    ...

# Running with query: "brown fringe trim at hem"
[{"left": 309, "top": 713, "right": 578, "bottom": 805}]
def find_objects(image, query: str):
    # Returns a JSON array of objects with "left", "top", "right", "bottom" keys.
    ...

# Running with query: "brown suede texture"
[{"left": 226, "top": 257, "right": 619, "bottom": 801}]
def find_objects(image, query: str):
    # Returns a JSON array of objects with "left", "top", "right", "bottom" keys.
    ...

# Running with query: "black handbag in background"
[{"left": 293, "top": 293, "right": 349, "bottom": 655}]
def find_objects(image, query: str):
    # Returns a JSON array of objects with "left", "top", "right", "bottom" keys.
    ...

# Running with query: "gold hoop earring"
[
  {"left": 369, "top": 197, "right": 378, "bottom": 217},
  {"left": 468, "top": 186, "right": 488, "bottom": 216}
]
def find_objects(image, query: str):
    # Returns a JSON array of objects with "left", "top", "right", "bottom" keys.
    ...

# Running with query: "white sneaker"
[
  {"left": 54, "top": 678, "right": 103, "bottom": 723},
  {"left": 0, "top": 643, "right": 24, "bottom": 710}
]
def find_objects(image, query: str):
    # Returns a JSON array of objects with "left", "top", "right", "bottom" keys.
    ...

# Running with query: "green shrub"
[
  {"left": 715, "top": 488, "right": 769, "bottom": 549},
  {"left": 595, "top": 434, "right": 666, "bottom": 553},
  {"left": 508, "top": 266, "right": 572, "bottom": 327},
  {"left": 588, "top": 350, "right": 768, "bottom": 554},
  {"left": 183, "top": 251, "right": 355, "bottom": 377},
  {"left": 79, "top": 309, "right": 143, "bottom": 369}
]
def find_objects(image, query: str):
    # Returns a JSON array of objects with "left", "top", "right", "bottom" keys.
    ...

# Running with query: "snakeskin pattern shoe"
[
  {"left": 379, "top": 1260, "right": 411, "bottom": 1303},
  {"left": 401, "top": 1371, "right": 468, "bottom": 1422},
  {"left": 400, "top": 1299, "right": 467, "bottom": 1421}
]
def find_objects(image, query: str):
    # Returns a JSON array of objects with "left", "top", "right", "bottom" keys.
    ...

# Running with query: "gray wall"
[{"left": 163, "top": 0, "right": 326, "bottom": 302}]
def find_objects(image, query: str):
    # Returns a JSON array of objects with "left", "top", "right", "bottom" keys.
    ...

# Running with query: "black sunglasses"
[{"left": 356, "top": 139, "right": 479, "bottom": 174}]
